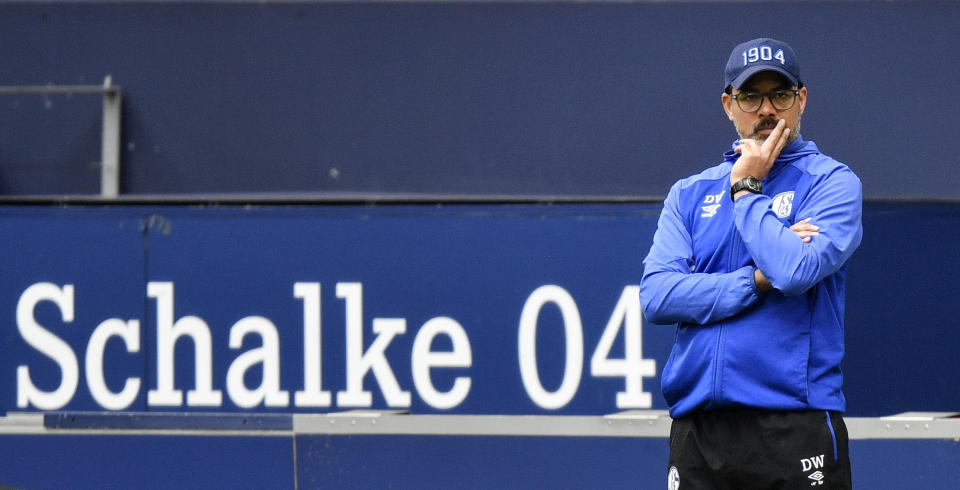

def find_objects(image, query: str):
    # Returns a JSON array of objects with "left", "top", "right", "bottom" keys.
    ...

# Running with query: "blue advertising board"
[
  {"left": 3, "top": 201, "right": 960, "bottom": 417},
  {"left": 1, "top": 204, "right": 673, "bottom": 415}
]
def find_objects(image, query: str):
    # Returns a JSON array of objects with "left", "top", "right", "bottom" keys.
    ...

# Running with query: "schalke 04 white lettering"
[{"left": 14, "top": 282, "right": 655, "bottom": 412}]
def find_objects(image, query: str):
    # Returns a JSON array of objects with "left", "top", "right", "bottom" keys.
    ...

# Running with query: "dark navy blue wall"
[{"left": 1, "top": 1, "right": 958, "bottom": 198}]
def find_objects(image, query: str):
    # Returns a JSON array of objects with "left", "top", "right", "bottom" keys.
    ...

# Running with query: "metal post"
[{"left": 100, "top": 76, "right": 122, "bottom": 198}]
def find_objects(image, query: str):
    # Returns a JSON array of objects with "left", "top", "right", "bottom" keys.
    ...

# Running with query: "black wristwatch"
[{"left": 730, "top": 176, "right": 763, "bottom": 201}]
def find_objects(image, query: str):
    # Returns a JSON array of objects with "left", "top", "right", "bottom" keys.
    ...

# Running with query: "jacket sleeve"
[
  {"left": 733, "top": 166, "right": 863, "bottom": 296},
  {"left": 640, "top": 182, "right": 763, "bottom": 325}
]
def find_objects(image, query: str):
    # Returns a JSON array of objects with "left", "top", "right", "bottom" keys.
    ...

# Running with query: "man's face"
[{"left": 722, "top": 71, "right": 807, "bottom": 143}]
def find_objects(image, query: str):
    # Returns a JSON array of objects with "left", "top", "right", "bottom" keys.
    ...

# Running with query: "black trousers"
[{"left": 668, "top": 408, "right": 851, "bottom": 490}]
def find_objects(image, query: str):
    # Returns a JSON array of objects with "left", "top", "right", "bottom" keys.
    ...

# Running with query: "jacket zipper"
[
  {"left": 713, "top": 322, "right": 724, "bottom": 402},
  {"left": 713, "top": 225, "right": 740, "bottom": 402}
]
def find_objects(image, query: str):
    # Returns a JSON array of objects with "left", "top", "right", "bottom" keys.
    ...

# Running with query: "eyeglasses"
[{"left": 730, "top": 89, "right": 800, "bottom": 112}]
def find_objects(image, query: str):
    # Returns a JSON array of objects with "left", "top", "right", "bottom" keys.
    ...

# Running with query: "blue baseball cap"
[{"left": 724, "top": 38, "right": 802, "bottom": 90}]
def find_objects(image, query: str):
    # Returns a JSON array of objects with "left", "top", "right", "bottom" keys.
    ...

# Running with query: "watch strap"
[{"left": 730, "top": 177, "right": 762, "bottom": 201}]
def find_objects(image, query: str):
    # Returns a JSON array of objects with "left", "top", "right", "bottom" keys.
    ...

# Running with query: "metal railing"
[{"left": 0, "top": 76, "right": 122, "bottom": 198}]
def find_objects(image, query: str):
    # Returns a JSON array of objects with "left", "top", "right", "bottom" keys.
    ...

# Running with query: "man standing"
[{"left": 640, "top": 38, "right": 861, "bottom": 489}]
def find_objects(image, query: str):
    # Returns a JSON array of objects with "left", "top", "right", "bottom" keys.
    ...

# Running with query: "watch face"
[{"left": 746, "top": 178, "right": 762, "bottom": 192}]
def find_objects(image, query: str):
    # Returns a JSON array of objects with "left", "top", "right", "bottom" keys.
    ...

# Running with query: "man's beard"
[{"left": 735, "top": 116, "right": 801, "bottom": 145}]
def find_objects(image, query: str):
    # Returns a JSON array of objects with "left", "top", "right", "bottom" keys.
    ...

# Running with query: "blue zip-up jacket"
[{"left": 640, "top": 135, "right": 862, "bottom": 418}]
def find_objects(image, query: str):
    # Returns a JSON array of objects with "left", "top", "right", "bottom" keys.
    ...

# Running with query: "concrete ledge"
[{"left": 2, "top": 410, "right": 959, "bottom": 440}]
